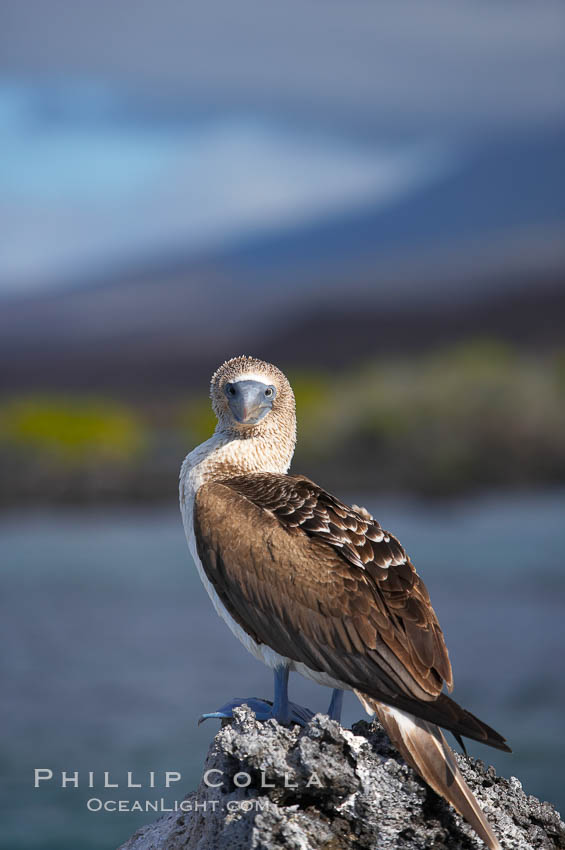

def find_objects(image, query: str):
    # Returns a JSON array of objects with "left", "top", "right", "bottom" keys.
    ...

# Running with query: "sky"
[
  {"left": 0, "top": 0, "right": 564, "bottom": 294},
  {"left": 2, "top": 0, "right": 564, "bottom": 132}
]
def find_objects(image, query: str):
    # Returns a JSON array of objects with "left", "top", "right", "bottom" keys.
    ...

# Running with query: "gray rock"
[{"left": 118, "top": 706, "right": 565, "bottom": 850}]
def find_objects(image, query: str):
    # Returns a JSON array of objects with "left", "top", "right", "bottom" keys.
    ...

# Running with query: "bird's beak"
[{"left": 228, "top": 381, "right": 272, "bottom": 425}]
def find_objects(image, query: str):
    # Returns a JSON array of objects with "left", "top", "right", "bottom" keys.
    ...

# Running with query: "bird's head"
[{"left": 210, "top": 355, "right": 296, "bottom": 445}]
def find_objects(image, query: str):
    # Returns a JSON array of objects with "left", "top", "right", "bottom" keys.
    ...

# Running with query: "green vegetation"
[
  {"left": 1, "top": 340, "right": 564, "bottom": 503},
  {"left": 294, "top": 340, "right": 565, "bottom": 493},
  {"left": 178, "top": 398, "right": 217, "bottom": 446},
  {"left": 0, "top": 397, "right": 145, "bottom": 462}
]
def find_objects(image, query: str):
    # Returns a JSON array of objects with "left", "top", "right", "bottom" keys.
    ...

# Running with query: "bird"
[{"left": 179, "top": 355, "right": 510, "bottom": 850}]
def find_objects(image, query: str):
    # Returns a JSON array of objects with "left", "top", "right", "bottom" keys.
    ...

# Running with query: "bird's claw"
[{"left": 198, "top": 697, "right": 314, "bottom": 727}]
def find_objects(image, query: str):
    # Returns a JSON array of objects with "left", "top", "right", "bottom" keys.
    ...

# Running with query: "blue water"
[{"left": 1, "top": 491, "right": 564, "bottom": 849}]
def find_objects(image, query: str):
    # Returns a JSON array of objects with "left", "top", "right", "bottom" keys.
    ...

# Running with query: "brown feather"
[{"left": 368, "top": 699, "right": 502, "bottom": 850}]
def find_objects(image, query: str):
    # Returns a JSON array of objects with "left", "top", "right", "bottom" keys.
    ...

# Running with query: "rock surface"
[{"left": 119, "top": 707, "right": 564, "bottom": 850}]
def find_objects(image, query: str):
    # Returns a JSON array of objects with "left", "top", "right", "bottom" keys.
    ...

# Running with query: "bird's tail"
[{"left": 357, "top": 694, "right": 501, "bottom": 850}]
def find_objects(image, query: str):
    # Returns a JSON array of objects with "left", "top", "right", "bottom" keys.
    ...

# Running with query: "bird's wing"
[
  {"left": 195, "top": 472, "right": 451, "bottom": 696},
  {"left": 193, "top": 472, "right": 508, "bottom": 749}
]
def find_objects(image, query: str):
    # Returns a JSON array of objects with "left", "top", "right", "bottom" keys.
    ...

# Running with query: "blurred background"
[{"left": 1, "top": 1, "right": 564, "bottom": 848}]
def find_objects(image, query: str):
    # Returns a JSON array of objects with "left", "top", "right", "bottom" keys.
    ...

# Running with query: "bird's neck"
[{"left": 180, "top": 426, "right": 295, "bottom": 505}]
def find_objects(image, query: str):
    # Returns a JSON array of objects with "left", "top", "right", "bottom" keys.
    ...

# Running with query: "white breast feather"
[{"left": 179, "top": 435, "right": 290, "bottom": 670}]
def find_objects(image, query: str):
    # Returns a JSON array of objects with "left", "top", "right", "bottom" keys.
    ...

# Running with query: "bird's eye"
[
  {"left": 264, "top": 387, "right": 273, "bottom": 398},
  {"left": 226, "top": 384, "right": 236, "bottom": 396}
]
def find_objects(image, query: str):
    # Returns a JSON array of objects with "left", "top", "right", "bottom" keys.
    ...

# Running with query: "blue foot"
[
  {"left": 198, "top": 697, "right": 313, "bottom": 727},
  {"left": 199, "top": 666, "right": 314, "bottom": 727}
]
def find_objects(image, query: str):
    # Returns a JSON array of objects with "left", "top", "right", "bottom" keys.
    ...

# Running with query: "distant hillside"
[
  {"left": 1, "top": 272, "right": 564, "bottom": 394},
  {"left": 259, "top": 276, "right": 565, "bottom": 372}
]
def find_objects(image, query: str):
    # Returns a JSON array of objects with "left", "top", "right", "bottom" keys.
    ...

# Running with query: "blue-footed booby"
[{"left": 179, "top": 355, "right": 510, "bottom": 850}]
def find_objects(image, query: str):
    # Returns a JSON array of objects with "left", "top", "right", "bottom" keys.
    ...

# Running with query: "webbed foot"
[{"left": 198, "top": 696, "right": 313, "bottom": 727}]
